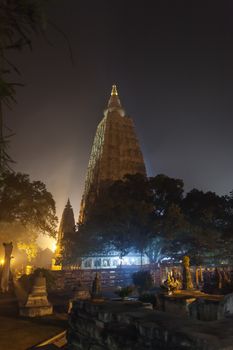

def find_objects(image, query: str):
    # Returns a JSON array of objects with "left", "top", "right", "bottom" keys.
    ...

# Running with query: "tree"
[
  {"left": 63, "top": 172, "right": 233, "bottom": 267},
  {"left": 0, "top": 0, "right": 49, "bottom": 171},
  {"left": 0, "top": 0, "right": 72, "bottom": 171},
  {"left": 181, "top": 189, "right": 227, "bottom": 264},
  {"left": 0, "top": 171, "right": 57, "bottom": 245},
  {"left": 147, "top": 174, "right": 187, "bottom": 263},
  {"left": 62, "top": 174, "right": 155, "bottom": 265},
  {"left": 149, "top": 174, "right": 184, "bottom": 215}
]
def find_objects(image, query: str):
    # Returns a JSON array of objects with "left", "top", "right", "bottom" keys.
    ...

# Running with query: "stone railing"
[
  {"left": 67, "top": 299, "right": 233, "bottom": 350},
  {"left": 51, "top": 266, "right": 156, "bottom": 291}
]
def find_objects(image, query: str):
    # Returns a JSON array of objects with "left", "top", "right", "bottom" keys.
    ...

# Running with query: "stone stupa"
[{"left": 19, "top": 273, "right": 53, "bottom": 317}]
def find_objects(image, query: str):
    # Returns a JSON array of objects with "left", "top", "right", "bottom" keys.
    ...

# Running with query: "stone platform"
[
  {"left": 68, "top": 299, "right": 233, "bottom": 350},
  {"left": 162, "top": 290, "right": 233, "bottom": 321}
]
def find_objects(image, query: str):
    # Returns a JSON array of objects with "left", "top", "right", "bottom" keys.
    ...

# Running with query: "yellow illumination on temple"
[{"left": 111, "top": 84, "right": 118, "bottom": 96}]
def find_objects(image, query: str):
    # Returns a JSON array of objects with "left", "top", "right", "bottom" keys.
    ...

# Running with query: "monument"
[
  {"left": 79, "top": 85, "right": 146, "bottom": 223},
  {"left": 57, "top": 86, "right": 149, "bottom": 269}
]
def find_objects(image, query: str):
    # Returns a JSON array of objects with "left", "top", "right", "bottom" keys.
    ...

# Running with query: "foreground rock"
[{"left": 68, "top": 299, "right": 233, "bottom": 350}]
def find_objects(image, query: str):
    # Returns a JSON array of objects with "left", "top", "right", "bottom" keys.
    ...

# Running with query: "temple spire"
[
  {"left": 111, "top": 84, "right": 118, "bottom": 96},
  {"left": 108, "top": 84, "right": 122, "bottom": 109},
  {"left": 66, "top": 198, "right": 71, "bottom": 208},
  {"left": 56, "top": 199, "right": 75, "bottom": 258}
]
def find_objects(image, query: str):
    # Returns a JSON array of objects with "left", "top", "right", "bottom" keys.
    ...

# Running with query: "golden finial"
[{"left": 111, "top": 84, "right": 118, "bottom": 96}]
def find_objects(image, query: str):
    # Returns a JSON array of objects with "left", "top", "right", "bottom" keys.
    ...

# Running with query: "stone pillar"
[
  {"left": 91, "top": 272, "right": 102, "bottom": 299},
  {"left": 0, "top": 242, "right": 13, "bottom": 293}
]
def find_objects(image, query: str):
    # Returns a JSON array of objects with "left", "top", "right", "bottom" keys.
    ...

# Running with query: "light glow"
[{"left": 51, "top": 241, "right": 57, "bottom": 253}]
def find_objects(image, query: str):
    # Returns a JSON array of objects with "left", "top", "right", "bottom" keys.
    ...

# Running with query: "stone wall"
[{"left": 67, "top": 300, "right": 233, "bottom": 350}]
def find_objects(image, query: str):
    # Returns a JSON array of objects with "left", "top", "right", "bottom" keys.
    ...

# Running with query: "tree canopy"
[
  {"left": 0, "top": 171, "right": 57, "bottom": 244},
  {"left": 0, "top": 0, "right": 49, "bottom": 171},
  {"left": 62, "top": 173, "right": 233, "bottom": 266}
]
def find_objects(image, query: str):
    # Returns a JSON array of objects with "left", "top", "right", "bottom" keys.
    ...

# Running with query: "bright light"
[
  {"left": 51, "top": 241, "right": 57, "bottom": 253},
  {"left": 0, "top": 259, "right": 4, "bottom": 265},
  {"left": 36, "top": 235, "right": 57, "bottom": 252}
]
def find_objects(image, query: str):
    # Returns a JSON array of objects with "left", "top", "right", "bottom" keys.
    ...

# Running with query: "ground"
[{"left": 0, "top": 294, "right": 67, "bottom": 350}]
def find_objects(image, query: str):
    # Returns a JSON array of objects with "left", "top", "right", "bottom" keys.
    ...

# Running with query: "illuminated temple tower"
[
  {"left": 55, "top": 199, "right": 75, "bottom": 262},
  {"left": 79, "top": 85, "right": 146, "bottom": 222}
]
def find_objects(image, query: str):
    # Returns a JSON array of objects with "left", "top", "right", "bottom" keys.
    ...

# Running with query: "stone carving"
[
  {"left": 182, "top": 255, "right": 194, "bottom": 290},
  {"left": 91, "top": 272, "right": 102, "bottom": 298},
  {"left": 79, "top": 85, "right": 147, "bottom": 222},
  {"left": 164, "top": 271, "right": 182, "bottom": 294},
  {"left": 19, "top": 272, "right": 53, "bottom": 317},
  {"left": 0, "top": 242, "right": 13, "bottom": 293}
]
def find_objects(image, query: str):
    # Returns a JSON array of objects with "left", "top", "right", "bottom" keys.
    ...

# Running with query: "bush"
[
  {"left": 139, "top": 293, "right": 157, "bottom": 307},
  {"left": 132, "top": 270, "right": 153, "bottom": 293},
  {"left": 115, "top": 286, "right": 133, "bottom": 299}
]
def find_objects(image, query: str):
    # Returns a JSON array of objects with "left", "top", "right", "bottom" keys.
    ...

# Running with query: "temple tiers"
[{"left": 79, "top": 85, "right": 146, "bottom": 222}]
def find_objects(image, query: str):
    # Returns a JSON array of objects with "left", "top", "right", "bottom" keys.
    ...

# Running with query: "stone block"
[
  {"left": 67, "top": 299, "right": 233, "bottom": 350},
  {"left": 218, "top": 293, "right": 233, "bottom": 319},
  {"left": 164, "top": 295, "right": 196, "bottom": 317}
]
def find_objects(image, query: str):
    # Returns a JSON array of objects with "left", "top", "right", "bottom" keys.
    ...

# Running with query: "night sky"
[{"left": 6, "top": 1, "right": 233, "bottom": 228}]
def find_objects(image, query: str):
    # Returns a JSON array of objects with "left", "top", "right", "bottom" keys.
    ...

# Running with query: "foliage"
[
  {"left": 62, "top": 172, "right": 233, "bottom": 266},
  {"left": 115, "top": 285, "right": 133, "bottom": 299},
  {"left": 0, "top": 171, "right": 57, "bottom": 244},
  {"left": 138, "top": 293, "right": 157, "bottom": 307},
  {"left": 132, "top": 270, "right": 153, "bottom": 293},
  {"left": 17, "top": 241, "right": 38, "bottom": 262},
  {"left": 0, "top": 0, "right": 73, "bottom": 172},
  {"left": 0, "top": 0, "right": 49, "bottom": 171},
  {"left": 0, "top": 0, "right": 48, "bottom": 104},
  {"left": 62, "top": 174, "right": 154, "bottom": 265}
]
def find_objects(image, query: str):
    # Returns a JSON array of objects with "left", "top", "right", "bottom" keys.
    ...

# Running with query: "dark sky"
[{"left": 6, "top": 0, "right": 233, "bottom": 222}]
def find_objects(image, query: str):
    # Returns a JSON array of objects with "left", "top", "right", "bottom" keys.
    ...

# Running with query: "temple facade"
[{"left": 79, "top": 85, "right": 146, "bottom": 222}]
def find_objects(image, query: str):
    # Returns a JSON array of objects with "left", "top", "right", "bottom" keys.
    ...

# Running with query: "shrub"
[
  {"left": 139, "top": 293, "right": 157, "bottom": 307},
  {"left": 132, "top": 270, "right": 153, "bottom": 293},
  {"left": 115, "top": 285, "right": 133, "bottom": 299}
]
